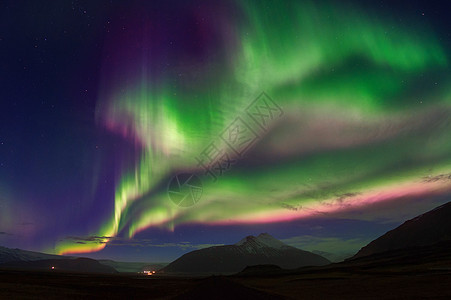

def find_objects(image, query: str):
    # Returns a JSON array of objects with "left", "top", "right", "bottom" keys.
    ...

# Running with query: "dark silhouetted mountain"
[
  {"left": 0, "top": 257, "right": 117, "bottom": 274},
  {"left": 161, "top": 233, "right": 330, "bottom": 274},
  {"left": 353, "top": 201, "right": 451, "bottom": 259}
]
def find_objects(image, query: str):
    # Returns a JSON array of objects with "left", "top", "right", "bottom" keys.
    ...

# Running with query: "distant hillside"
[
  {"left": 162, "top": 233, "right": 330, "bottom": 274},
  {"left": 0, "top": 246, "right": 119, "bottom": 273},
  {"left": 0, "top": 246, "right": 71, "bottom": 264},
  {"left": 0, "top": 245, "right": 170, "bottom": 273},
  {"left": 354, "top": 201, "right": 451, "bottom": 259},
  {"left": 312, "top": 250, "right": 354, "bottom": 262},
  {"left": 0, "top": 257, "right": 117, "bottom": 274}
]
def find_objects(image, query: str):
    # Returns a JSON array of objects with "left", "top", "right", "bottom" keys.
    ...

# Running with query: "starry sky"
[{"left": 0, "top": 0, "right": 450, "bottom": 262}]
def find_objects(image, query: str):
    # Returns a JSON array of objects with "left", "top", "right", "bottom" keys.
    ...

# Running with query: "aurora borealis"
[{"left": 1, "top": 0, "right": 450, "bottom": 262}]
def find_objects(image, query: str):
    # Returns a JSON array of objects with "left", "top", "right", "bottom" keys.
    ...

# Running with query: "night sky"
[{"left": 0, "top": 0, "right": 450, "bottom": 262}]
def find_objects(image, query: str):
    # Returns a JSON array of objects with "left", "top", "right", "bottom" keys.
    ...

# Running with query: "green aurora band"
[{"left": 56, "top": 1, "right": 450, "bottom": 255}]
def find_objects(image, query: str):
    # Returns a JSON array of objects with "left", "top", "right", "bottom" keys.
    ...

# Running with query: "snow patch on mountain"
[{"left": 235, "top": 233, "right": 289, "bottom": 250}]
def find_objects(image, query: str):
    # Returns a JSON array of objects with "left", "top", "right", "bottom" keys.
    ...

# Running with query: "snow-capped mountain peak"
[{"left": 235, "top": 233, "right": 287, "bottom": 250}]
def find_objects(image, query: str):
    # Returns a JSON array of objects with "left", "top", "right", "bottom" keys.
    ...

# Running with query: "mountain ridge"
[
  {"left": 0, "top": 245, "right": 72, "bottom": 264},
  {"left": 353, "top": 201, "right": 451, "bottom": 259}
]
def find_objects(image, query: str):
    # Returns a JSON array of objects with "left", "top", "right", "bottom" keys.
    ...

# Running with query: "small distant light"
[
  {"left": 51, "top": 266, "right": 55, "bottom": 270},
  {"left": 142, "top": 270, "right": 154, "bottom": 276}
]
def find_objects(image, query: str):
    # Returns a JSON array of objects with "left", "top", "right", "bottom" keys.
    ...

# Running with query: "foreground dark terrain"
[
  {"left": 1, "top": 268, "right": 450, "bottom": 299},
  {"left": 2, "top": 243, "right": 451, "bottom": 300}
]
